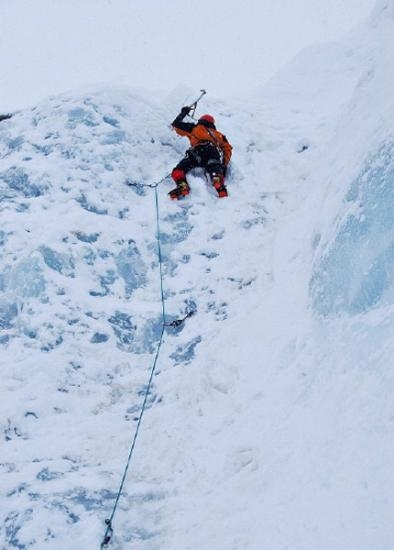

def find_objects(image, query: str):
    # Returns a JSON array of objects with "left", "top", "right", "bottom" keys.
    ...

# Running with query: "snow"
[{"left": 1, "top": 1, "right": 394, "bottom": 548}]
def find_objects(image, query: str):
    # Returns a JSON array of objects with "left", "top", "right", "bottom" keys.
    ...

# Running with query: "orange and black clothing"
[{"left": 171, "top": 110, "right": 232, "bottom": 185}]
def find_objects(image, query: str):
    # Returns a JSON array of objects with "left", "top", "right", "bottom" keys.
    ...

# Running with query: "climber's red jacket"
[{"left": 172, "top": 114, "right": 233, "bottom": 166}]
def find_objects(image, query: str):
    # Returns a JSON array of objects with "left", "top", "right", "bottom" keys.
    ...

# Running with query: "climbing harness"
[{"left": 100, "top": 176, "right": 194, "bottom": 549}]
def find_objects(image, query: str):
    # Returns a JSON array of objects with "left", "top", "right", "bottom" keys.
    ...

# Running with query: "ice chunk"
[
  {"left": 108, "top": 311, "right": 137, "bottom": 352},
  {"left": 6, "top": 257, "right": 46, "bottom": 298},
  {"left": 67, "top": 107, "right": 99, "bottom": 128},
  {"left": 99, "top": 269, "right": 117, "bottom": 295},
  {"left": 74, "top": 231, "right": 100, "bottom": 244},
  {"left": 40, "top": 246, "right": 75, "bottom": 277},
  {"left": 100, "top": 129, "right": 126, "bottom": 145},
  {"left": 36, "top": 467, "right": 64, "bottom": 481},
  {"left": 0, "top": 300, "right": 18, "bottom": 329},
  {"left": 90, "top": 332, "right": 109, "bottom": 344},
  {"left": 103, "top": 115, "right": 119, "bottom": 127},
  {"left": 0, "top": 167, "right": 44, "bottom": 197},
  {"left": 8, "top": 136, "right": 24, "bottom": 151}
]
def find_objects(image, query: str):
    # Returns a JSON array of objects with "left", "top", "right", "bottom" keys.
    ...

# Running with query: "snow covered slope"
[{"left": 1, "top": 2, "right": 394, "bottom": 548}]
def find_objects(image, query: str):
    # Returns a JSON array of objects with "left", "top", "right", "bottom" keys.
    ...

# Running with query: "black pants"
[{"left": 175, "top": 143, "right": 224, "bottom": 178}]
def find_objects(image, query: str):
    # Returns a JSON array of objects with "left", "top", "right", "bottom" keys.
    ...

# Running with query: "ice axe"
[{"left": 187, "top": 89, "right": 207, "bottom": 119}]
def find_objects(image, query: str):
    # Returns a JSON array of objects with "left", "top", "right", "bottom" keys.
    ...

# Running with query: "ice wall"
[
  {"left": 309, "top": 0, "right": 394, "bottom": 318},
  {"left": 311, "top": 139, "right": 394, "bottom": 316}
]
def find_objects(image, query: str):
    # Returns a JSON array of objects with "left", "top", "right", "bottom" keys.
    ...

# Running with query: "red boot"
[
  {"left": 212, "top": 174, "right": 228, "bottom": 198},
  {"left": 169, "top": 168, "right": 190, "bottom": 200},
  {"left": 168, "top": 180, "right": 190, "bottom": 200}
]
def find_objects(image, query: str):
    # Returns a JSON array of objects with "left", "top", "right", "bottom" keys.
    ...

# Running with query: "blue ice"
[
  {"left": 76, "top": 194, "right": 108, "bottom": 215},
  {"left": 127, "top": 182, "right": 148, "bottom": 197},
  {"left": 6, "top": 257, "right": 46, "bottom": 298},
  {"left": 103, "top": 115, "right": 119, "bottom": 127},
  {"left": 8, "top": 136, "right": 24, "bottom": 151},
  {"left": 68, "top": 488, "right": 117, "bottom": 511},
  {"left": 32, "top": 143, "right": 53, "bottom": 156},
  {"left": 5, "top": 509, "right": 32, "bottom": 549},
  {"left": 0, "top": 300, "right": 18, "bottom": 329},
  {"left": 100, "top": 129, "right": 126, "bottom": 145},
  {"left": 99, "top": 270, "right": 117, "bottom": 294},
  {"left": 40, "top": 246, "right": 75, "bottom": 277},
  {"left": 90, "top": 332, "right": 109, "bottom": 344},
  {"left": 311, "top": 140, "right": 394, "bottom": 316},
  {"left": 36, "top": 468, "right": 63, "bottom": 481},
  {"left": 41, "top": 335, "right": 63, "bottom": 352},
  {"left": 67, "top": 107, "right": 99, "bottom": 128},
  {"left": 170, "top": 335, "right": 202, "bottom": 365},
  {"left": 0, "top": 167, "right": 43, "bottom": 198},
  {"left": 83, "top": 249, "right": 96, "bottom": 266},
  {"left": 115, "top": 241, "right": 146, "bottom": 297},
  {"left": 108, "top": 311, "right": 137, "bottom": 352},
  {"left": 161, "top": 210, "right": 193, "bottom": 244},
  {"left": 137, "top": 317, "right": 163, "bottom": 353}
]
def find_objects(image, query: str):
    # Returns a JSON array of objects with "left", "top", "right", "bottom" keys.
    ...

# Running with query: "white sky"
[{"left": 1, "top": 0, "right": 375, "bottom": 112}]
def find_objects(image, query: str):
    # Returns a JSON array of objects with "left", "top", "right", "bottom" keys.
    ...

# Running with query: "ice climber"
[{"left": 169, "top": 106, "right": 233, "bottom": 199}]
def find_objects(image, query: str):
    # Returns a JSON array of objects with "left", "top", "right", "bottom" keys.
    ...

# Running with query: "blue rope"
[{"left": 100, "top": 186, "right": 166, "bottom": 549}]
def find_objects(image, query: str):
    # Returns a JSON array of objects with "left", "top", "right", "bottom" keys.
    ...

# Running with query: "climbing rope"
[{"left": 100, "top": 177, "right": 193, "bottom": 549}]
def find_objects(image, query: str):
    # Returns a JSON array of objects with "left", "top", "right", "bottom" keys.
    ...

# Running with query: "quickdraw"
[
  {"left": 100, "top": 519, "right": 113, "bottom": 549},
  {"left": 125, "top": 174, "right": 171, "bottom": 189},
  {"left": 164, "top": 310, "right": 195, "bottom": 328}
]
